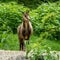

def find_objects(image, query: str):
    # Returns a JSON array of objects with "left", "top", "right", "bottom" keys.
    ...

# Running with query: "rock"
[{"left": 0, "top": 50, "right": 29, "bottom": 60}]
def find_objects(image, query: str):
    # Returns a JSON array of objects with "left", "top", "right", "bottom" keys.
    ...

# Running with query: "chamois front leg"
[{"left": 19, "top": 38, "right": 21, "bottom": 50}]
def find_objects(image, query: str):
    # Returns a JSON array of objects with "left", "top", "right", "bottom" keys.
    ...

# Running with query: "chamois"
[{"left": 17, "top": 11, "right": 33, "bottom": 51}]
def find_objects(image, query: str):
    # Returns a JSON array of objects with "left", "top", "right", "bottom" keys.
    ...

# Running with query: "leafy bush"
[
  {"left": 30, "top": 2, "right": 60, "bottom": 40},
  {"left": 0, "top": 33, "right": 19, "bottom": 50},
  {"left": 0, "top": 2, "right": 29, "bottom": 33},
  {"left": 1, "top": 0, "right": 59, "bottom": 3},
  {"left": 26, "top": 38, "right": 59, "bottom": 60},
  {"left": 1, "top": 0, "right": 59, "bottom": 9},
  {"left": 0, "top": 2, "right": 60, "bottom": 40}
]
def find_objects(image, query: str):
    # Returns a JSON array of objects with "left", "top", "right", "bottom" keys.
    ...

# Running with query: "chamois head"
[{"left": 23, "top": 10, "right": 30, "bottom": 22}]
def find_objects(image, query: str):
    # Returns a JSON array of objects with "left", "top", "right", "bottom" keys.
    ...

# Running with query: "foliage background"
[
  {"left": 0, "top": 0, "right": 60, "bottom": 59},
  {"left": 0, "top": 1, "right": 60, "bottom": 40}
]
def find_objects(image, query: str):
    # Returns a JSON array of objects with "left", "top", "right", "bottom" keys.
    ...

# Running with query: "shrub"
[
  {"left": 30, "top": 2, "right": 60, "bottom": 40},
  {"left": 0, "top": 33, "right": 19, "bottom": 50},
  {"left": 26, "top": 38, "right": 59, "bottom": 60},
  {"left": 0, "top": 2, "right": 60, "bottom": 40},
  {"left": 1, "top": 0, "right": 59, "bottom": 9},
  {"left": 0, "top": 2, "right": 29, "bottom": 33}
]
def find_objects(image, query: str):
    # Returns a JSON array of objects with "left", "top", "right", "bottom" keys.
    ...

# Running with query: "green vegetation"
[
  {"left": 0, "top": 0, "right": 60, "bottom": 60},
  {"left": 0, "top": 2, "right": 60, "bottom": 40},
  {"left": 0, "top": 2, "right": 29, "bottom": 33},
  {"left": 30, "top": 2, "right": 60, "bottom": 40},
  {"left": 0, "top": 33, "right": 60, "bottom": 51},
  {"left": 0, "top": 0, "right": 59, "bottom": 9}
]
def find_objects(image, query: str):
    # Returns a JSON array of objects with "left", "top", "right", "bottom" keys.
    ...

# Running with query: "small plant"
[{"left": 26, "top": 38, "right": 59, "bottom": 60}]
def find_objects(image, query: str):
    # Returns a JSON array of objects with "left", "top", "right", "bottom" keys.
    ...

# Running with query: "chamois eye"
[{"left": 25, "top": 15, "right": 26, "bottom": 17}]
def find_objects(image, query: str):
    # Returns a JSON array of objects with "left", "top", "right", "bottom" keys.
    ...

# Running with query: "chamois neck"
[{"left": 23, "top": 21, "right": 29, "bottom": 27}]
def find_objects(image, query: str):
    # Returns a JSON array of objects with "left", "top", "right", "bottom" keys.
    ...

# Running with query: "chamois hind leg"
[{"left": 20, "top": 39, "right": 25, "bottom": 51}]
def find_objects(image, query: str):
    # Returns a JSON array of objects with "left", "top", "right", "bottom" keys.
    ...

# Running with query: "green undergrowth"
[{"left": 0, "top": 33, "right": 60, "bottom": 51}]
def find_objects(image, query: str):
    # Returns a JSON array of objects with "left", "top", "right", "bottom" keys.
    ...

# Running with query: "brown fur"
[{"left": 17, "top": 11, "right": 33, "bottom": 51}]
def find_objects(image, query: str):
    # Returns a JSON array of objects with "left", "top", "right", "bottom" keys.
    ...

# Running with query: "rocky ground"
[
  {"left": 0, "top": 50, "right": 60, "bottom": 60},
  {"left": 0, "top": 50, "right": 28, "bottom": 60}
]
